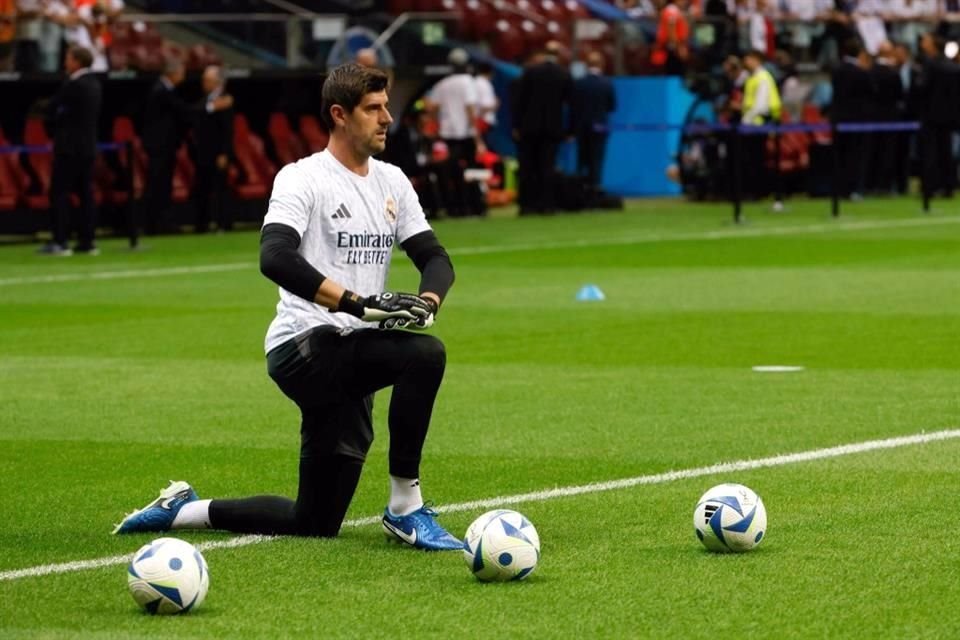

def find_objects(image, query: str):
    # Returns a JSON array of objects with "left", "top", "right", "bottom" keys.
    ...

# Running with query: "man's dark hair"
[
  {"left": 67, "top": 45, "right": 94, "bottom": 69},
  {"left": 743, "top": 49, "right": 765, "bottom": 62},
  {"left": 320, "top": 63, "right": 390, "bottom": 130},
  {"left": 841, "top": 38, "right": 864, "bottom": 59}
]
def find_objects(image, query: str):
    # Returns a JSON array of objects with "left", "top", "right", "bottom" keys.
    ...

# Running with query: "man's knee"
[{"left": 411, "top": 334, "right": 446, "bottom": 370}]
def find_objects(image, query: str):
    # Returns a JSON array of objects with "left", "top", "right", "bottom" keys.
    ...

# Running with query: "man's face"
[
  {"left": 202, "top": 69, "right": 220, "bottom": 94},
  {"left": 339, "top": 90, "right": 393, "bottom": 157},
  {"left": 65, "top": 53, "right": 80, "bottom": 74},
  {"left": 743, "top": 55, "right": 759, "bottom": 72}
]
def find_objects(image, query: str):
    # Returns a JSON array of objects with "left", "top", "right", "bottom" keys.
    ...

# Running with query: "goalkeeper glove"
[{"left": 337, "top": 291, "right": 432, "bottom": 328}]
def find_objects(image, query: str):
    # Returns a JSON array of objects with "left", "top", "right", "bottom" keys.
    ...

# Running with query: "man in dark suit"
[
  {"left": 830, "top": 39, "right": 875, "bottom": 199},
  {"left": 511, "top": 41, "right": 573, "bottom": 214},
  {"left": 41, "top": 45, "right": 102, "bottom": 256},
  {"left": 192, "top": 65, "right": 234, "bottom": 233},
  {"left": 869, "top": 42, "right": 904, "bottom": 194},
  {"left": 915, "top": 33, "right": 960, "bottom": 201},
  {"left": 571, "top": 51, "right": 616, "bottom": 197},
  {"left": 141, "top": 58, "right": 232, "bottom": 238}
]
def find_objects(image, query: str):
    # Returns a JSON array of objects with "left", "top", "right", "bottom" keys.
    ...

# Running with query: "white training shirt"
[
  {"left": 429, "top": 73, "right": 478, "bottom": 140},
  {"left": 261, "top": 149, "right": 432, "bottom": 353}
]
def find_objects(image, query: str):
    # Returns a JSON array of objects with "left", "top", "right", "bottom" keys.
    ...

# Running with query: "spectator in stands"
[
  {"left": 424, "top": 47, "right": 483, "bottom": 217},
  {"left": 571, "top": 51, "right": 616, "bottom": 197},
  {"left": 782, "top": 0, "right": 834, "bottom": 62},
  {"left": 142, "top": 58, "right": 232, "bottom": 239},
  {"left": 14, "top": 0, "right": 42, "bottom": 72},
  {"left": 38, "top": 1, "right": 64, "bottom": 72},
  {"left": 888, "top": 0, "right": 936, "bottom": 53},
  {"left": 745, "top": 0, "right": 775, "bottom": 59},
  {"left": 0, "top": 0, "right": 14, "bottom": 71},
  {"left": 192, "top": 65, "right": 234, "bottom": 234},
  {"left": 473, "top": 61, "right": 499, "bottom": 151},
  {"left": 720, "top": 54, "right": 747, "bottom": 121},
  {"left": 40, "top": 45, "right": 101, "bottom": 255},
  {"left": 740, "top": 49, "right": 781, "bottom": 203},
  {"left": 46, "top": 0, "right": 122, "bottom": 72},
  {"left": 651, "top": 0, "right": 690, "bottom": 75},
  {"left": 830, "top": 38, "right": 874, "bottom": 200},
  {"left": 511, "top": 40, "right": 573, "bottom": 214},
  {"left": 915, "top": 31, "right": 960, "bottom": 199}
]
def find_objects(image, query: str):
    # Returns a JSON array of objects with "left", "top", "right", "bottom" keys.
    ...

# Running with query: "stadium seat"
[
  {"left": 230, "top": 114, "right": 277, "bottom": 200},
  {"left": 173, "top": 143, "right": 193, "bottom": 204},
  {"left": 490, "top": 19, "right": 525, "bottom": 62},
  {"left": 22, "top": 118, "right": 52, "bottom": 210},
  {"left": 298, "top": 115, "right": 330, "bottom": 154},
  {"left": 461, "top": 0, "right": 496, "bottom": 41},
  {"left": 0, "top": 131, "right": 26, "bottom": 211},
  {"left": 267, "top": 112, "right": 309, "bottom": 167}
]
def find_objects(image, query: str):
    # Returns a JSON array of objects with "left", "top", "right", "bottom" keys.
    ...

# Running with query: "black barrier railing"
[{"left": 599, "top": 120, "right": 926, "bottom": 223}]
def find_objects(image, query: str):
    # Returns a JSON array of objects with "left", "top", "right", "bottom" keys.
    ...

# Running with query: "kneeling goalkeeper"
[{"left": 114, "top": 63, "right": 461, "bottom": 550}]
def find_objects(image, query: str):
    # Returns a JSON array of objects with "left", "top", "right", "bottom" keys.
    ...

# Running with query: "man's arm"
[
  {"left": 260, "top": 223, "right": 431, "bottom": 323},
  {"left": 400, "top": 229, "right": 455, "bottom": 314}
]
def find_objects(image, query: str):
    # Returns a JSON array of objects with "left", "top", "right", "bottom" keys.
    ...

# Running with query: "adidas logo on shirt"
[{"left": 331, "top": 203, "right": 352, "bottom": 220}]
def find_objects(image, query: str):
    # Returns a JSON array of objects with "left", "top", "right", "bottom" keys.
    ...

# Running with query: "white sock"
[
  {"left": 388, "top": 476, "right": 423, "bottom": 516},
  {"left": 171, "top": 499, "right": 212, "bottom": 529}
]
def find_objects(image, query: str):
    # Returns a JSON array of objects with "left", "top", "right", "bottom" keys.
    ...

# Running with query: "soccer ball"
[
  {"left": 693, "top": 483, "right": 767, "bottom": 553},
  {"left": 463, "top": 509, "right": 540, "bottom": 582},
  {"left": 127, "top": 537, "right": 209, "bottom": 614}
]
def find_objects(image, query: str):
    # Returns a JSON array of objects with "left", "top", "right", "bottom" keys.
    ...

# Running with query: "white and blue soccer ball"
[
  {"left": 127, "top": 537, "right": 209, "bottom": 614},
  {"left": 693, "top": 483, "right": 767, "bottom": 553},
  {"left": 463, "top": 509, "right": 540, "bottom": 582}
]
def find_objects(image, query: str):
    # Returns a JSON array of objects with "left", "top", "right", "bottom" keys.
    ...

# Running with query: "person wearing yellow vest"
[
  {"left": 740, "top": 49, "right": 784, "bottom": 210},
  {"left": 742, "top": 50, "right": 782, "bottom": 125}
]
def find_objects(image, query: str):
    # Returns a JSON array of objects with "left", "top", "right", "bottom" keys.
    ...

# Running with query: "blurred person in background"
[
  {"left": 869, "top": 41, "right": 904, "bottom": 193},
  {"left": 915, "top": 31, "right": 960, "bottom": 199},
  {"left": 355, "top": 47, "right": 377, "bottom": 68},
  {"left": 740, "top": 49, "right": 781, "bottom": 203},
  {"left": 40, "top": 45, "right": 101, "bottom": 256},
  {"left": 651, "top": 0, "right": 690, "bottom": 75},
  {"left": 141, "top": 58, "right": 232, "bottom": 240},
  {"left": 511, "top": 41, "right": 573, "bottom": 214},
  {"left": 893, "top": 41, "right": 918, "bottom": 194},
  {"left": 424, "top": 47, "right": 483, "bottom": 217},
  {"left": 192, "top": 65, "right": 234, "bottom": 234},
  {"left": 830, "top": 38, "right": 874, "bottom": 200},
  {"left": 570, "top": 51, "right": 616, "bottom": 197},
  {"left": 0, "top": 0, "right": 14, "bottom": 71},
  {"left": 473, "top": 61, "right": 499, "bottom": 151},
  {"left": 14, "top": 0, "right": 42, "bottom": 72}
]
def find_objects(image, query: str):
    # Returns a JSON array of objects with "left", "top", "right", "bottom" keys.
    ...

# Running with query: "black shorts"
[{"left": 266, "top": 326, "right": 445, "bottom": 463}]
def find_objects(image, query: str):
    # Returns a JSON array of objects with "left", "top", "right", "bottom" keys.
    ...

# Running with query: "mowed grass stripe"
[
  {"left": 3, "top": 428, "right": 957, "bottom": 584},
  {"left": 2, "top": 214, "right": 958, "bottom": 288}
]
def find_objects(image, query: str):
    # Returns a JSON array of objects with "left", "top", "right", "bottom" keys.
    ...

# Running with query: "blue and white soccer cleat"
[
  {"left": 382, "top": 503, "right": 463, "bottom": 551},
  {"left": 113, "top": 481, "right": 198, "bottom": 535}
]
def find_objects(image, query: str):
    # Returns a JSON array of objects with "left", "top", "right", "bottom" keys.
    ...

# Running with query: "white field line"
[
  {"left": 2, "top": 428, "right": 958, "bottom": 583},
  {"left": 2, "top": 215, "right": 958, "bottom": 288}
]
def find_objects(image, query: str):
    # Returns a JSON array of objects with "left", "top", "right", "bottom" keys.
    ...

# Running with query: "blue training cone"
[{"left": 576, "top": 284, "right": 606, "bottom": 301}]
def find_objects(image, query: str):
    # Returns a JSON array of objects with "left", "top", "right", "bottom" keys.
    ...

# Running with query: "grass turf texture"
[{"left": 1, "top": 197, "right": 959, "bottom": 638}]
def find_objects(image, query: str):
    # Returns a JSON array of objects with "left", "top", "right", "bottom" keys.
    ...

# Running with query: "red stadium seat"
[
  {"left": 0, "top": 130, "right": 26, "bottom": 211},
  {"left": 230, "top": 114, "right": 277, "bottom": 200},
  {"left": 22, "top": 118, "right": 52, "bottom": 210},
  {"left": 267, "top": 112, "right": 309, "bottom": 167},
  {"left": 172, "top": 143, "right": 193, "bottom": 203},
  {"left": 298, "top": 115, "right": 330, "bottom": 153},
  {"left": 490, "top": 19, "right": 525, "bottom": 63},
  {"left": 461, "top": 0, "right": 496, "bottom": 41}
]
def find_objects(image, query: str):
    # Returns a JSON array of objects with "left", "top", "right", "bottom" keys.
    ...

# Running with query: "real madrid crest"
[{"left": 385, "top": 196, "right": 398, "bottom": 223}]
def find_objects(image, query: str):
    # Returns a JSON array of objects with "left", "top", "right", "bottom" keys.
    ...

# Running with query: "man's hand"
[
  {"left": 376, "top": 295, "right": 438, "bottom": 331},
  {"left": 360, "top": 292, "right": 431, "bottom": 325}
]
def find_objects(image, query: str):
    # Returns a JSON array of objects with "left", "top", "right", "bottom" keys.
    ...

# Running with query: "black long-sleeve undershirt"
[{"left": 259, "top": 224, "right": 455, "bottom": 305}]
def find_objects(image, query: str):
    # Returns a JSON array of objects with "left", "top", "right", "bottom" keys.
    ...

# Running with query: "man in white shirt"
[
  {"left": 426, "top": 47, "right": 484, "bottom": 216},
  {"left": 114, "top": 63, "right": 462, "bottom": 551},
  {"left": 473, "top": 61, "right": 499, "bottom": 149}
]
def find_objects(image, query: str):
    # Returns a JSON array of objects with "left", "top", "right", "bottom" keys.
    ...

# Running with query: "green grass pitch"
[{"left": 2, "top": 197, "right": 960, "bottom": 638}]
